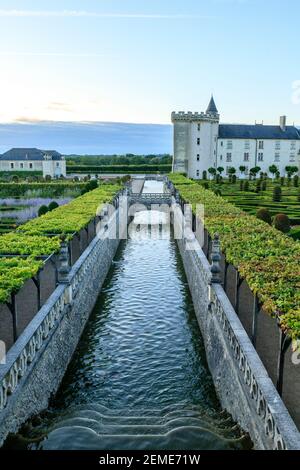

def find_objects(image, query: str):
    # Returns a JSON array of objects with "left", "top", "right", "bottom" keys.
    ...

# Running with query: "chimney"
[{"left": 280, "top": 115, "right": 287, "bottom": 132}]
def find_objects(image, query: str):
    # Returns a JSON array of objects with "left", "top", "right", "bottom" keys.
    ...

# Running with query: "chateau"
[
  {"left": 171, "top": 97, "right": 300, "bottom": 178},
  {"left": 0, "top": 148, "right": 66, "bottom": 178}
]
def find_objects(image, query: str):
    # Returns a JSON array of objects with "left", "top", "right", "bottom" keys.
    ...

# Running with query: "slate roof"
[
  {"left": 218, "top": 124, "right": 300, "bottom": 140},
  {"left": 206, "top": 96, "right": 218, "bottom": 114},
  {"left": 0, "top": 148, "right": 63, "bottom": 161}
]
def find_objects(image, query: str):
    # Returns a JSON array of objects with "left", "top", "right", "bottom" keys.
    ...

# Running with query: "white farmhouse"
[
  {"left": 0, "top": 148, "right": 66, "bottom": 178},
  {"left": 172, "top": 97, "right": 300, "bottom": 178}
]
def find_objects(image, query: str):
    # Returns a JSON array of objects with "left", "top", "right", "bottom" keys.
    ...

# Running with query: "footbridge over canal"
[{"left": 0, "top": 178, "right": 299, "bottom": 451}]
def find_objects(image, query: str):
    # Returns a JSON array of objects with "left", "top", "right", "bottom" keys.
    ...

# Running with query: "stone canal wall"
[
  {"left": 174, "top": 203, "right": 300, "bottom": 450},
  {"left": 0, "top": 208, "right": 121, "bottom": 446}
]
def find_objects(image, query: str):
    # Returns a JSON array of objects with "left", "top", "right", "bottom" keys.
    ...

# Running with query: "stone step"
[
  {"left": 40, "top": 425, "right": 247, "bottom": 451},
  {"left": 50, "top": 416, "right": 240, "bottom": 438}
]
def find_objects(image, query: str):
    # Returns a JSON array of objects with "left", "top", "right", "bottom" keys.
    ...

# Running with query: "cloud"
[
  {"left": 0, "top": 10, "right": 214, "bottom": 19},
  {"left": 46, "top": 102, "right": 73, "bottom": 112}
]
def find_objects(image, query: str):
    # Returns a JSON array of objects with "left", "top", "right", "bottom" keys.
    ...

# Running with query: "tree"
[
  {"left": 239, "top": 165, "right": 246, "bottom": 180},
  {"left": 269, "top": 164, "right": 278, "bottom": 180},
  {"left": 273, "top": 214, "right": 291, "bottom": 233},
  {"left": 250, "top": 166, "right": 261, "bottom": 179},
  {"left": 227, "top": 167, "right": 236, "bottom": 178},
  {"left": 217, "top": 166, "right": 224, "bottom": 175},
  {"left": 256, "top": 208, "right": 272, "bottom": 225},
  {"left": 285, "top": 165, "right": 298, "bottom": 177},
  {"left": 208, "top": 167, "right": 217, "bottom": 179}
]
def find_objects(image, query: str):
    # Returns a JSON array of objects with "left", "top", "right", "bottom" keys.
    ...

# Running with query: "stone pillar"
[
  {"left": 57, "top": 238, "right": 70, "bottom": 284},
  {"left": 210, "top": 233, "right": 222, "bottom": 284}
]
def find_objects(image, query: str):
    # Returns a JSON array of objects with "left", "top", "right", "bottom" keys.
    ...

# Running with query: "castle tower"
[{"left": 171, "top": 96, "right": 220, "bottom": 178}]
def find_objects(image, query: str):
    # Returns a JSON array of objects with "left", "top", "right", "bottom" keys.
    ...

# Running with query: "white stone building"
[
  {"left": 0, "top": 148, "right": 66, "bottom": 178},
  {"left": 172, "top": 97, "right": 300, "bottom": 178}
]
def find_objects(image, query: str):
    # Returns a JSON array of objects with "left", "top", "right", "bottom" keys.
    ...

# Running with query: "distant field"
[{"left": 66, "top": 164, "right": 172, "bottom": 174}]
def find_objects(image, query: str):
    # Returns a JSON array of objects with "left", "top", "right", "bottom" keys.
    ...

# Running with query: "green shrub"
[
  {"left": 261, "top": 181, "right": 267, "bottom": 191},
  {"left": 294, "top": 175, "right": 299, "bottom": 187},
  {"left": 273, "top": 186, "right": 282, "bottom": 202},
  {"left": 48, "top": 201, "right": 59, "bottom": 211},
  {"left": 244, "top": 181, "right": 249, "bottom": 191},
  {"left": 240, "top": 181, "right": 244, "bottom": 191},
  {"left": 38, "top": 205, "right": 49, "bottom": 217},
  {"left": 256, "top": 208, "right": 272, "bottom": 225},
  {"left": 273, "top": 213, "right": 291, "bottom": 234}
]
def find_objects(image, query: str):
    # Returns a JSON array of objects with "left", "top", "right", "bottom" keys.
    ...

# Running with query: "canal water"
[{"left": 3, "top": 209, "right": 250, "bottom": 450}]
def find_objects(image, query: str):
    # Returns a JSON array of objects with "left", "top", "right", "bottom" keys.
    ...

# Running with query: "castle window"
[
  {"left": 245, "top": 141, "right": 250, "bottom": 149},
  {"left": 290, "top": 154, "right": 295, "bottom": 162},
  {"left": 197, "top": 123, "right": 201, "bottom": 131},
  {"left": 291, "top": 141, "right": 296, "bottom": 150},
  {"left": 196, "top": 170, "right": 200, "bottom": 177},
  {"left": 227, "top": 141, "right": 233, "bottom": 149},
  {"left": 258, "top": 153, "right": 264, "bottom": 162},
  {"left": 10, "top": 162, "right": 14, "bottom": 169},
  {"left": 56, "top": 162, "right": 60, "bottom": 167},
  {"left": 197, "top": 138, "right": 200, "bottom": 145},
  {"left": 258, "top": 140, "right": 264, "bottom": 149},
  {"left": 20, "top": 163, "right": 24, "bottom": 169},
  {"left": 219, "top": 155, "right": 223, "bottom": 161},
  {"left": 275, "top": 153, "right": 280, "bottom": 162},
  {"left": 29, "top": 163, "right": 33, "bottom": 169},
  {"left": 244, "top": 153, "right": 249, "bottom": 162},
  {"left": 226, "top": 153, "right": 232, "bottom": 162},
  {"left": 275, "top": 141, "right": 281, "bottom": 150},
  {"left": 197, "top": 154, "right": 200, "bottom": 161},
  {"left": 220, "top": 141, "right": 223, "bottom": 147}
]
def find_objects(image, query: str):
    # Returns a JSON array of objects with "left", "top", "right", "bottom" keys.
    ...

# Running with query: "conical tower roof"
[{"left": 206, "top": 95, "right": 218, "bottom": 114}]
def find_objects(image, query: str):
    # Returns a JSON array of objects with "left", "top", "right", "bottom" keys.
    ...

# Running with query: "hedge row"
[
  {"left": 0, "top": 183, "right": 121, "bottom": 303},
  {"left": 169, "top": 174, "right": 300, "bottom": 340},
  {"left": 18, "top": 184, "right": 120, "bottom": 236},
  {"left": 0, "top": 182, "right": 85, "bottom": 197},
  {"left": 67, "top": 164, "right": 172, "bottom": 173}
]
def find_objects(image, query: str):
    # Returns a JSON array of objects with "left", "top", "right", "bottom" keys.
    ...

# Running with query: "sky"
[{"left": 0, "top": 0, "right": 299, "bottom": 153}]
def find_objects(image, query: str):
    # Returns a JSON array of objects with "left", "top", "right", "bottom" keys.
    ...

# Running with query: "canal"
[{"left": 3, "top": 207, "right": 250, "bottom": 450}]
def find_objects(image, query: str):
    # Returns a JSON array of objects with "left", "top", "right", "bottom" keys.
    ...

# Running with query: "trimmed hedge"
[
  {"left": 0, "top": 183, "right": 121, "bottom": 303},
  {"left": 0, "top": 182, "right": 85, "bottom": 197},
  {"left": 0, "top": 257, "right": 43, "bottom": 303},
  {"left": 169, "top": 174, "right": 300, "bottom": 340}
]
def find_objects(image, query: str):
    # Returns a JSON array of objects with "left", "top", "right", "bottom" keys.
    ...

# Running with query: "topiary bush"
[
  {"left": 256, "top": 208, "right": 272, "bottom": 225},
  {"left": 273, "top": 213, "right": 291, "bottom": 233},
  {"left": 273, "top": 186, "right": 282, "bottom": 202},
  {"left": 48, "top": 201, "right": 59, "bottom": 212},
  {"left": 38, "top": 205, "right": 49, "bottom": 217}
]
